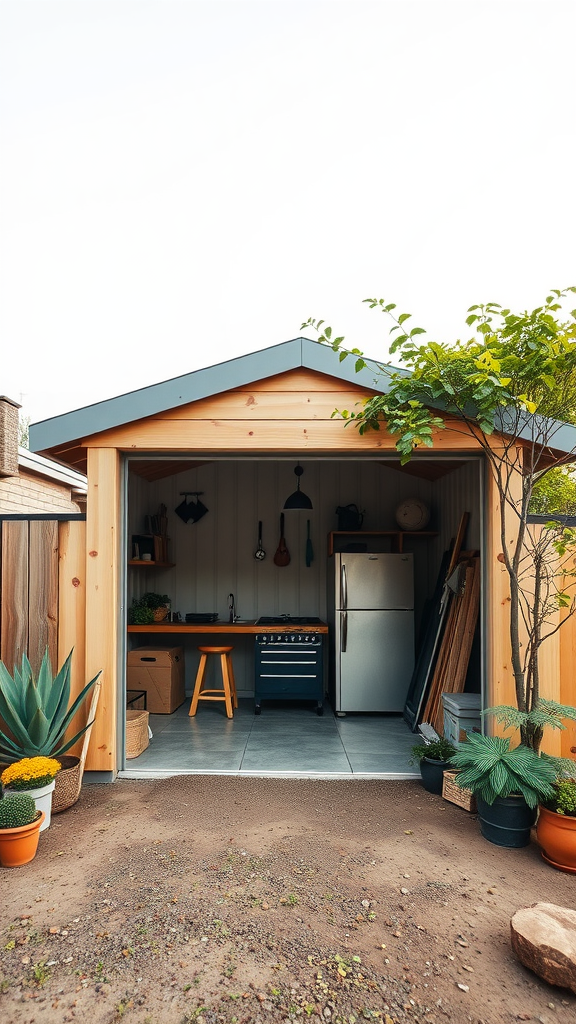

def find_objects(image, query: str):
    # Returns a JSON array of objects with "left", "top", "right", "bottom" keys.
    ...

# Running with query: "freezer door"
[
  {"left": 335, "top": 553, "right": 414, "bottom": 610},
  {"left": 335, "top": 610, "right": 414, "bottom": 713}
]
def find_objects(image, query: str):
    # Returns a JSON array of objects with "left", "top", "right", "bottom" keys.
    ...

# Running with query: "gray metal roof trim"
[{"left": 30, "top": 338, "right": 307, "bottom": 452}]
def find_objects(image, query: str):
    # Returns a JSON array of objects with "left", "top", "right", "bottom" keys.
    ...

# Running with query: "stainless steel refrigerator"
[{"left": 328, "top": 552, "right": 414, "bottom": 713}]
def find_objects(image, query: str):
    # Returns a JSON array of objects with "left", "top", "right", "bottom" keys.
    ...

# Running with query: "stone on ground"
[{"left": 510, "top": 903, "right": 576, "bottom": 994}]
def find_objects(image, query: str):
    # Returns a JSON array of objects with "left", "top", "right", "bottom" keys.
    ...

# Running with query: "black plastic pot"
[
  {"left": 419, "top": 757, "right": 450, "bottom": 795},
  {"left": 477, "top": 795, "right": 537, "bottom": 848}
]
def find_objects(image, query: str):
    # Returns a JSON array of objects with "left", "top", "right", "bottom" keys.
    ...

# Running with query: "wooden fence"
[{"left": 0, "top": 515, "right": 86, "bottom": 682}]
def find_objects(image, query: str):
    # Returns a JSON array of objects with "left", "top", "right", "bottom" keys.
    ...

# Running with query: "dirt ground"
[{"left": 1, "top": 776, "right": 575, "bottom": 1024}]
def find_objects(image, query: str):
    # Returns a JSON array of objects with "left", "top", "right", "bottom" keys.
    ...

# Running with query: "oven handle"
[{"left": 340, "top": 611, "right": 347, "bottom": 653}]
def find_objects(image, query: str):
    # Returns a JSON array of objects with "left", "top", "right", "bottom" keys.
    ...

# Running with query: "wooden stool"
[{"left": 188, "top": 646, "right": 238, "bottom": 718}]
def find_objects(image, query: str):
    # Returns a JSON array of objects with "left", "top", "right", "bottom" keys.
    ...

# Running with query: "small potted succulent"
[
  {"left": 128, "top": 592, "right": 171, "bottom": 625},
  {"left": 0, "top": 792, "right": 44, "bottom": 867},
  {"left": 536, "top": 778, "right": 576, "bottom": 874},
  {"left": 1, "top": 757, "right": 61, "bottom": 831},
  {"left": 410, "top": 737, "right": 457, "bottom": 794}
]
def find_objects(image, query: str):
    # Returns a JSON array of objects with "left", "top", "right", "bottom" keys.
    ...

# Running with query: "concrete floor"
[{"left": 120, "top": 698, "right": 421, "bottom": 779}]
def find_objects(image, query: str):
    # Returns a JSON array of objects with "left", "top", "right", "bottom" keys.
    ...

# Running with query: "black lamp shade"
[{"left": 283, "top": 464, "right": 313, "bottom": 511}]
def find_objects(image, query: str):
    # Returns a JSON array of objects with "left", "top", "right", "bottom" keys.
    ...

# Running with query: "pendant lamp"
[{"left": 283, "top": 464, "right": 313, "bottom": 511}]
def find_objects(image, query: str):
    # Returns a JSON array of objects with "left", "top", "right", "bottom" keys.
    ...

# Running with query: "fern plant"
[{"left": 449, "top": 732, "right": 558, "bottom": 808}]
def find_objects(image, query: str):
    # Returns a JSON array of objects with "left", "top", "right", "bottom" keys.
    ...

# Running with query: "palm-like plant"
[
  {"left": 449, "top": 732, "right": 559, "bottom": 808},
  {"left": 0, "top": 648, "right": 100, "bottom": 761}
]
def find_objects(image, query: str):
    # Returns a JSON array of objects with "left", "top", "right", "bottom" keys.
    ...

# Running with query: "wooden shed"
[{"left": 27, "top": 338, "right": 576, "bottom": 780}]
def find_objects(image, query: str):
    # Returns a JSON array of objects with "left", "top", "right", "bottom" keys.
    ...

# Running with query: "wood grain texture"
[
  {"left": 84, "top": 419, "right": 478, "bottom": 452},
  {"left": 28, "top": 520, "right": 58, "bottom": 675},
  {"left": 85, "top": 448, "right": 120, "bottom": 772},
  {"left": 58, "top": 520, "right": 87, "bottom": 757},
  {"left": 1, "top": 520, "right": 29, "bottom": 671}
]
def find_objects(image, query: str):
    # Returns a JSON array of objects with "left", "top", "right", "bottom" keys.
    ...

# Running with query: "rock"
[{"left": 510, "top": 903, "right": 576, "bottom": 993}]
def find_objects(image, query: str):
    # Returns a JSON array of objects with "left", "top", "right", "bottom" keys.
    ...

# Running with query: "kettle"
[{"left": 336, "top": 504, "right": 364, "bottom": 531}]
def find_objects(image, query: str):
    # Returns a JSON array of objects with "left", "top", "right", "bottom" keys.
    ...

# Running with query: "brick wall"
[{"left": 0, "top": 469, "right": 81, "bottom": 513}]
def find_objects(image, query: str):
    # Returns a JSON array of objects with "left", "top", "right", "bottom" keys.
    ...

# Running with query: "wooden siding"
[{"left": 81, "top": 370, "right": 481, "bottom": 455}]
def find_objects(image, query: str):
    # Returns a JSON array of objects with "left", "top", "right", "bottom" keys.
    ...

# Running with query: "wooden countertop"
[{"left": 127, "top": 621, "right": 329, "bottom": 634}]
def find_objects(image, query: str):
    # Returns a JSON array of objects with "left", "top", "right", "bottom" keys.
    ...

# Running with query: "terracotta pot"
[
  {"left": 0, "top": 811, "right": 45, "bottom": 867},
  {"left": 536, "top": 805, "right": 576, "bottom": 874}
]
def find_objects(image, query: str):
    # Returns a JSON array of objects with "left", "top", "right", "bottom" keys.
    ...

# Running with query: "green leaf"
[{"left": 398, "top": 313, "right": 411, "bottom": 325}]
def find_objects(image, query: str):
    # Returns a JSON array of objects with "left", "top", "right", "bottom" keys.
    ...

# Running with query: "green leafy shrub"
[
  {"left": 0, "top": 793, "right": 37, "bottom": 828},
  {"left": 544, "top": 779, "right": 576, "bottom": 816}
]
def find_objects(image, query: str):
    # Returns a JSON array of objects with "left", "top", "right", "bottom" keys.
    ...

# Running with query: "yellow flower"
[{"left": 1, "top": 757, "right": 61, "bottom": 790}]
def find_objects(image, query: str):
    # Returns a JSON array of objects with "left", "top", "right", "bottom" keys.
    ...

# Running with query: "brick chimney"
[{"left": 0, "top": 396, "right": 21, "bottom": 477}]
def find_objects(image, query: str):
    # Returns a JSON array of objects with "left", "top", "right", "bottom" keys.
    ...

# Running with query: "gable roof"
[
  {"left": 29, "top": 337, "right": 394, "bottom": 453},
  {"left": 28, "top": 335, "right": 576, "bottom": 462}
]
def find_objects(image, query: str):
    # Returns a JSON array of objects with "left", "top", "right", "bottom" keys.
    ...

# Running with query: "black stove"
[{"left": 256, "top": 616, "right": 323, "bottom": 625}]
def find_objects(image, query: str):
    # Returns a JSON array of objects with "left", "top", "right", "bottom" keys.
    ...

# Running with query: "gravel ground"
[{"left": 1, "top": 776, "right": 575, "bottom": 1024}]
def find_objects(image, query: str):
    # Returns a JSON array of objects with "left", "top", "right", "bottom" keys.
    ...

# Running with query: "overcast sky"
[{"left": 2, "top": 0, "right": 575, "bottom": 427}]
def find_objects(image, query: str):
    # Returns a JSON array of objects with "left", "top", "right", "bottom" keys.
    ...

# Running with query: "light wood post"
[{"left": 85, "top": 448, "right": 121, "bottom": 773}]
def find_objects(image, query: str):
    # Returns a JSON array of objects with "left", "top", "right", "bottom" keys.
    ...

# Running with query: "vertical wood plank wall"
[
  {"left": 85, "top": 448, "right": 120, "bottom": 772},
  {"left": 0, "top": 520, "right": 58, "bottom": 674}
]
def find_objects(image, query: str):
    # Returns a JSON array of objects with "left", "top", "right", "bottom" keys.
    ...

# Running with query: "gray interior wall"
[{"left": 126, "top": 458, "right": 480, "bottom": 695}]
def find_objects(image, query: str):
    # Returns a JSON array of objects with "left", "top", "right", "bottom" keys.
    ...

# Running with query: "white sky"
[{"left": 2, "top": 0, "right": 575, "bottom": 427}]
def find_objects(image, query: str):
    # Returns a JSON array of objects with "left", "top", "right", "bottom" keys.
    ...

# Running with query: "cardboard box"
[
  {"left": 127, "top": 646, "right": 185, "bottom": 714},
  {"left": 442, "top": 769, "right": 477, "bottom": 813}
]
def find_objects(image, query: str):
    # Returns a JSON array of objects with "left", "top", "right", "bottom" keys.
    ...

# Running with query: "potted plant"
[
  {"left": 1, "top": 757, "right": 61, "bottom": 831},
  {"left": 410, "top": 737, "right": 457, "bottom": 794},
  {"left": 448, "top": 725, "right": 565, "bottom": 847},
  {"left": 536, "top": 778, "right": 576, "bottom": 873},
  {"left": 0, "top": 792, "right": 44, "bottom": 867},
  {"left": 0, "top": 647, "right": 101, "bottom": 815},
  {"left": 128, "top": 592, "right": 171, "bottom": 625}
]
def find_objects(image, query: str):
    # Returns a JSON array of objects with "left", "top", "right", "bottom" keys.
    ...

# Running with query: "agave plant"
[
  {"left": 0, "top": 648, "right": 101, "bottom": 761},
  {"left": 449, "top": 732, "right": 559, "bottom": 809}
]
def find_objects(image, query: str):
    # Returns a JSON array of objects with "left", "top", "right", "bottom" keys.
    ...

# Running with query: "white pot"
[{"left": 5, "top": 780, "right": 55, "bottom": 832}]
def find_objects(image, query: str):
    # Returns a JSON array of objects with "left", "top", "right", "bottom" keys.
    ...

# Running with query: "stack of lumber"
[{"left": 421, "top": 554, "right": 481, "bottom": 735}]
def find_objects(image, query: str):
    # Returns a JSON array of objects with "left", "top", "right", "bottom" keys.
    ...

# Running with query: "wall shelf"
[{"left": 327, "top": 530, "right": 438, "bottom": 556}]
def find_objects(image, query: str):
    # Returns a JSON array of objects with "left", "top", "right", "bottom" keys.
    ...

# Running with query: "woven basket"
[
  {"left": 126, "top": 709, "right": 150, "bottom": 758},
  {"left": 52, "top": 755, "right": 83, "bottom": 814},
  {"left": 51, "top": 678, "right": 102, "bottom": 815}
]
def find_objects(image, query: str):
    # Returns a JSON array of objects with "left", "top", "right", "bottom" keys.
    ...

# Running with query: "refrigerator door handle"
[
  {"left": 341, "top": 563, "right": 348, "bottom": 610},
  {"left": 341, "top": 611, "right": 348, "bottom": 653}
]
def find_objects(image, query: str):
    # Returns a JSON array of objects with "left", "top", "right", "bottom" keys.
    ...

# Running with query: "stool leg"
[
  {"left": 189, "top": 653, "right": 208, "bottom": 716},
  {"left": 220, "top": 653, "right": 234, "bottom": 718},
  {"left": 227, "top": 653, "right": 238, "bottom": 708}
]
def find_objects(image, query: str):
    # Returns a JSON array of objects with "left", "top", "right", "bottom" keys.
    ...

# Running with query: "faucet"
[{"left": 228, "top": 593, "right": 236, "bottom": 623}]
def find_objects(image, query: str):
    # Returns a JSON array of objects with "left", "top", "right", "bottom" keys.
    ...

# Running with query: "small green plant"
[
  {"left": 31, "top": 961, "right": 50, "bottom": 986},
  {"left": 543, "top": 778, "right": 576, "bottom": 816},
  {"left": 410, "top": 737, "right": 456, "bottom": 765},
  {"left": 128, "top": 592, "right": 170, "bottom": 625},
  {"left": 0, "top": 792, "right": 37, "bottom": 828}
]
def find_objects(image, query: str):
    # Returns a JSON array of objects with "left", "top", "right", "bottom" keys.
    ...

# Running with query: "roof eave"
[{"left": 28, "top": 337, "right": 394, "bottom": 453}]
